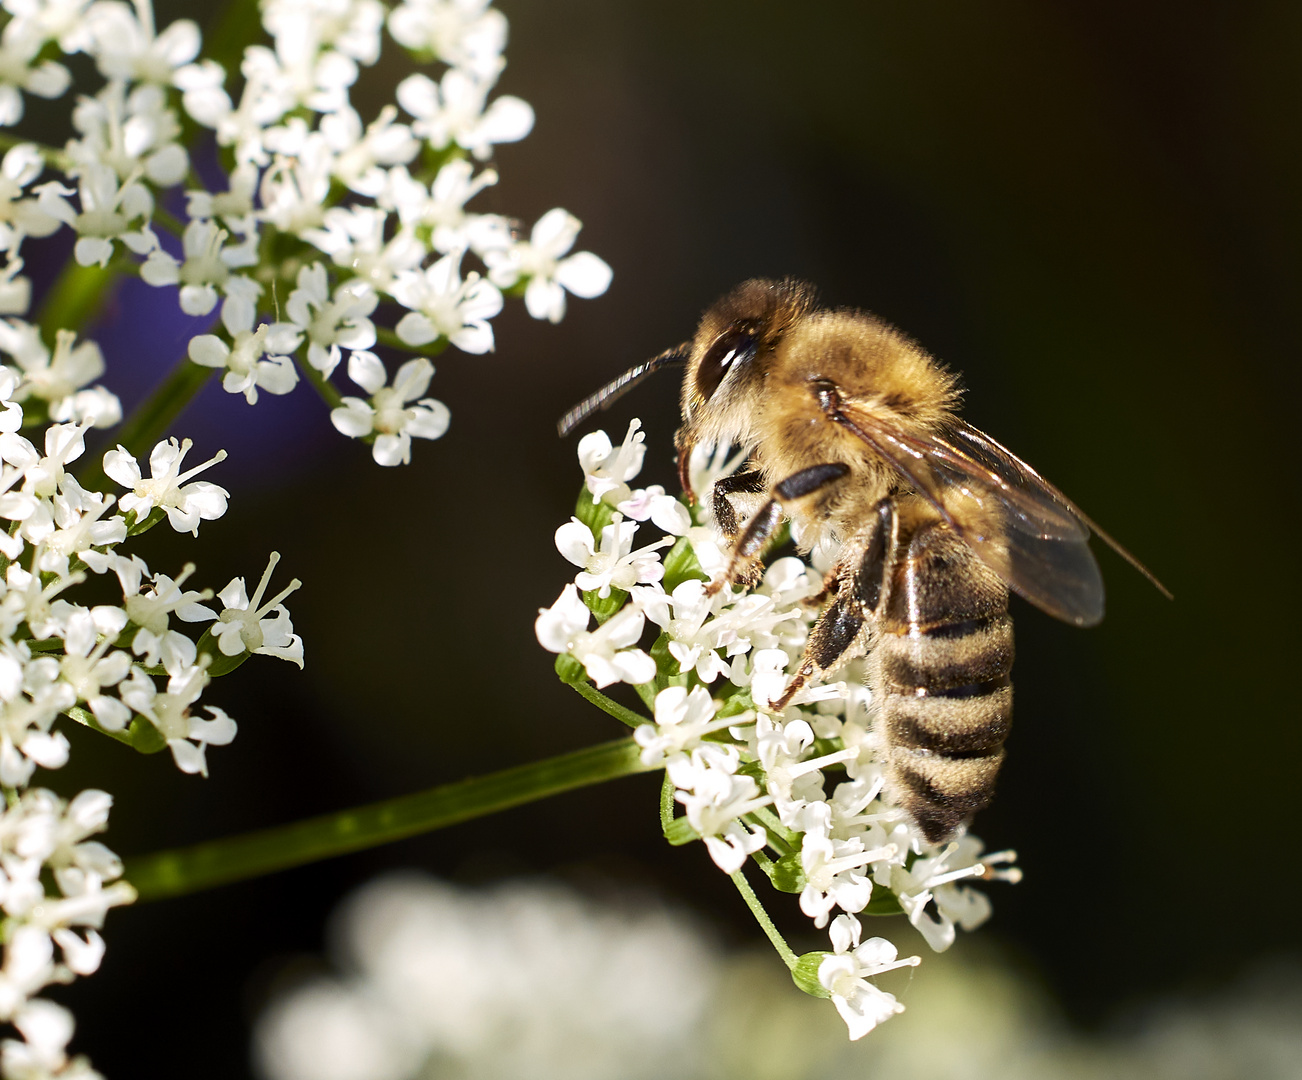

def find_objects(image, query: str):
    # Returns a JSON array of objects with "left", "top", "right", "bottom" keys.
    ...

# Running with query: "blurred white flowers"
[{"left": 253, "top": 875, "right": 720, "bottom": 1080}]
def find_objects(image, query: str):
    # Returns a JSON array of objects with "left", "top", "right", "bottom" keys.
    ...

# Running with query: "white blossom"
[
  {"left": 485, "top": 208, "right": 611, "bottom": 323},
  {"left": 391, "top": 248, "right": 501, "bottom": 353},
  {"left": 396, "top": 66, "right": 532, "bottom": 160},
  {"left": 282, "top": 261, "right": 377, "bottom": 378},
  {"left": 102, "top": 438, "right": 228, "bottom": 535},
  {"left": 34, "top": 164, "right": 154, "bottom": 268},
  {"left": 387, "top": 0, "right": 508, "bottom": 77},
  {"left": 187, "top": 296, "right": 301, "bottom": 405},
  {"left": 330, "top": 352, "right": 449, "bottom": 466},
  {"left": 554, "top": 514, "right": 670, "bottom": 599},
  {"left": 208, "top": 552, "right": 304, "bottom": 667},
  {"left": 819, "top": 924, "right": 920, "bottom": 1040}
]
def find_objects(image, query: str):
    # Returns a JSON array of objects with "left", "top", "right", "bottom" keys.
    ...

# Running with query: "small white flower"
[
  {"left": 83, "top": 1, "right": 201, "bottom": 85},
  {"left": 634, "top": 684, "right": 737, "bottom": 767},
  {"left": 387, "top": 0, "right": 507, "bottom": 76},
  {"left": 330, "top": 353, "right": 450, "bottom": 466},
  {"left": 818, "top": 929, "right": 920, "bottom": 1040},
  {"left": 577, "top": 420, "right": 646, "bottom": 506},
  {"left": 0, "top": 20, "right": 71, "bottom": 127},
  {"left": 383, "top": 159, "right": 497, "bottom": 254},
  {"left": 0, "top": 324, "right": 108, "bottom": 416},
  {"left": 0, "top": 420, "right": 88, "bottom": 499},
  {"left": 554, "top": 514, "right": 670, "bottom": 599},
  {"left": 392, "top": 248, "right": 501, "bottom": 353},
  {"left": 0, "top": 144, "right": 59, "bottom": 252},
  {"left": 139, "top": 218, "right": 259, "bottom": 317},
  {"left": 302, "top": 205, "right": 423, "bottom": 294},
  {"left": 534, "top": 585, "right": 654, "bottom": 689},
  {"left": 485, "top": 208, "right": 611, "bottom": 323},
  {"left": 35, "top": 163, "right": 155, "bottom": 268},
  {"left": 209, "top": 552, "right": 304, "bottom": 667},
  {"left": 321, "top": 104, "right": 419, "bottom": 196},
  {"left": 67, "top": 80, "right": 188, "bottom": 187},
  {"left": 396, "top": 67, "right": 533, "bottom": 160},
  {"left": 187, "top": 299, "right": 301, "bottom": 405},
  {"left": 283, "top": 262, "right": 377, "bottom": 378},
  {"left": 102, "top": 438, "right": 228, "bottom": 535}
]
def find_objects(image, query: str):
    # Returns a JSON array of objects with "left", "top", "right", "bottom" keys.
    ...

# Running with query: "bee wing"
[{"left": 835, "top": 409, "right": 1112, "bottom": 625}]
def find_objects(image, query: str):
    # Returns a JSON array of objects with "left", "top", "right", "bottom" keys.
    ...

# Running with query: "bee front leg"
[
  {"left": 710, "top": 469, "right": 766, "bottom": 540},
  {"left": 706, "top": 462, "right": 850, "bottom": 597}
]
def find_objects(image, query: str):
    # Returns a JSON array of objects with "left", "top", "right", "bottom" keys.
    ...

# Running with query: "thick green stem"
[
  {"left": 731, "top": 867, "right": 798, "bottom": 970},
  {"left": 36, "top": 262, "right": 118, "bottom": 341},
  {"left": 125, "top": 736, "right": 652, "bottom": 901}
]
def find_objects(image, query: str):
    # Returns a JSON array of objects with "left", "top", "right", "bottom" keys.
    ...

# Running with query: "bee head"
[{"left": 680, "top": 278, "right": 815, "bottom": 441}]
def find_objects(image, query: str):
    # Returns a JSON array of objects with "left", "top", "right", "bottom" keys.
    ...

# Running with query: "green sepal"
[
  {"left": 862, "top": 888, "right": 904, "bottom": 916},
  {"left": 582, "top": 587, "right": 627, "bottom": 624},
  {"left": 791, "top": 952, "right": 832, "bottom": 998},
  {"left": 128, "top": 716, "right": 168, "bottom": 754},
  {"left": 717, "top": 686, "right": 754, "bottom": 718},
  {"left": 770, "top": 850, "right": 806, "bottom": 893},
  {"left": 572, "top": 487, "right": 617, "bottom": 536},
  {"left": 126, "top": 506, "right": 167, "bottom": 537},
  {"left": 63, "top": 705, "right": 167, "bottom": 755},
  {"left": 195, "top": 628, "right": 249, "bottom": 678},
  {"left": 663, "top": 815, "right": 699, "bottom": 846},
  {"left": 811, "top": 736, "right": 846, "bottom": 759},
  {"left": 23, "top": 637, "right": 65, "bottom": 655},
  {"left": 554, "top": 653, "right": 586, "bottom": 685},
  {"left": 662, "top": 533, "right": 707, "bottom": 591},
  {"left": 648, "top": 632, "right": 678, "bottom": 679}
]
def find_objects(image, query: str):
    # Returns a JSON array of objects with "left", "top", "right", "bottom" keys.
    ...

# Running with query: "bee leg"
[
  {"left": 707, "top": 462, "right": 850, "bottom": 597},
  {"left": 804, "top": 564, "right": 843, "bottom": 607},
  {"left": 710, "top": 469, "right": 766, "bottom": 540},
  {"left": 772, "top": 498, "right": 896, "bottom": 710}
]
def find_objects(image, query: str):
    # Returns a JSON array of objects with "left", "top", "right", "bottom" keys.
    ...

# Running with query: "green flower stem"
[
  {"left": 78, "top": 356, "right": 215, "bottom": 491},
  {"left": 297, "top": 354, "right": 345, "bottom": 410},
  {"left": 730, "top": 867, "right": 797, "bottom": 970},
  {"left": 36, "top": 262, "right": 118, "bottom": 342},
  {"left": 202, "top": 0, "right": 265, "bottom": 75},
  {"left": 750, "top": 804, "right": 799, "bottom": 851},
  {"left": 125, "top": 736, "right": 653, "bottom": 901},
  {"left": 374, "top": 327, "right": 446, "bottom": 354},
  {"left": 565, "top": 679, "right": 647, "bottom": 731}
]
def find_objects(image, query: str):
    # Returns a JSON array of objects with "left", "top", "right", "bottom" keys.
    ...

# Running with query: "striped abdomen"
[{"left": 868, "top": 512, "right": 1014, "bottom": 844}]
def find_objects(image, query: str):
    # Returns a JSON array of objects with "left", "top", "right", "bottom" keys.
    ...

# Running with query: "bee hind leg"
[
  {"left": 769, "top": 498, "right": 896, "bottom": 711},
  {"left": 706, "top": 462, "right": 851, "bottom": 597},
  {"left": 770, "top": 585, "right": 868, "bottom": 710}
]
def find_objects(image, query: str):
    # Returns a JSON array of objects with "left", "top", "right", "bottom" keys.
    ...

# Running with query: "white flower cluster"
[
  {"left": 0, "top": 0, "right": 611, "bottom": 465},
  {"left": 0, "top": 375, "right": 304, "bottom": 1075},
  {"left": 0, "top": 789, "right": 133, "bottom": 1080},
  {"left": 536, "top": 420, "right": 1022, "bottom": 1041},
  {"left": 253, "top": 874, "right": 720, "bottom": 1080}
]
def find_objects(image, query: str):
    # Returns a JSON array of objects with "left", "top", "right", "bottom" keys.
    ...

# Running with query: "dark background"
[{"left": 30, "top": 0, "right": 1301, "bottom": 1075}]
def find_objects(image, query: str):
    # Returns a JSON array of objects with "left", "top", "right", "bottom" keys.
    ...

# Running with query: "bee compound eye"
[{"left": 695, "top": 325, "right": 758, "bottom": 401}]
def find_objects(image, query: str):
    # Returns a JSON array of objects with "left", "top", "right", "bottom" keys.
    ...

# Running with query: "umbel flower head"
[
  {"left": 0, "top": 0, "right": 618, "bottom": 1072},
  {"left": 537, "top": 419, "right": 1022, "bottom": 1039},
  {"left": 0, "top": 0, "right": 610, "bottom": 469}
]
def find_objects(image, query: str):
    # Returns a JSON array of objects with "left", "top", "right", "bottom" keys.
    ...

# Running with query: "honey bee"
[{"left": 560, "top": 279, "right": 1168, "bottom": 843}]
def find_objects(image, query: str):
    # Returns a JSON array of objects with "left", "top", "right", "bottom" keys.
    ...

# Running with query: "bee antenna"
[{"left": 556, "top": 344, "right": 690, "bottom": 436}]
